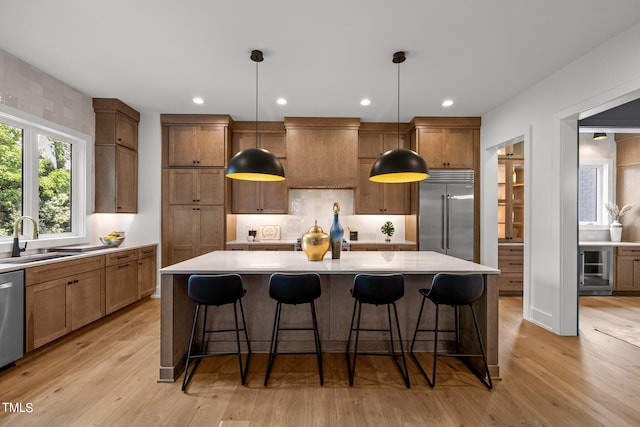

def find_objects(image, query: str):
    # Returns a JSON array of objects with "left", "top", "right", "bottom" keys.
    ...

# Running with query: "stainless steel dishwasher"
[{"left": 0, "top": 270, "right": 24, "bottom": 368}]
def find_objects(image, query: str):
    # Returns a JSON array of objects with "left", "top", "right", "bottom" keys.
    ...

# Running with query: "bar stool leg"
[
  {"left": 264, "top": 302, "right": 283, "bottom": 386},
  {"left": 390, "top": 302, "right": 410, "bottom": 388},
  {"left": 182, "top": 304, "right": 201, "bottom": 391},
  {"left": 347, "top": 300, "right": 363, "bottom": 386},
  {"left": 429, "top": 303, "right": 440, "bottom": 387},
  {"left": 232, "top": 300, "right": 251, "bottom": 385},
  {"left": 469, "top": 304, "right": 493, "bottom": 389},
  {"left": 310, "top": 300, "right": 324, "bottom": 385}
]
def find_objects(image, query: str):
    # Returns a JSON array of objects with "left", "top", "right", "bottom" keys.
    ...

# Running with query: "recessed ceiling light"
[
  {"left": 442, "top": 99, "right": 454, "bottom": 107},
  {"left": 277, "top": 97, "right": 287, "bottom": 105},
  {"left": 360, "top": 98, "right": 371, "bottom": 106},
  {"left": 193, "top": 97, "right": 204, "bottom": 105}
]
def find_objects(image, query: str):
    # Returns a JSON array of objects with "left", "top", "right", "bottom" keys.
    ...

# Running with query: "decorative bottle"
[{"left": 329, "top": 202, "right": 344, "bottom": 259}]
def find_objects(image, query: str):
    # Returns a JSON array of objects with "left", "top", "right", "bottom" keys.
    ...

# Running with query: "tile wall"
[
  {"left": 0, "top": 49, "right": 94, "bottom": 136},
  {"left": 235, "top": 189, "right": 407, "bottom": 242}
]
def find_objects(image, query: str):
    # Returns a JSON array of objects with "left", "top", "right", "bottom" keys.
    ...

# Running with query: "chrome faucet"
[{"left": 11, "top": 216, "right": 39, "bottom": 257}]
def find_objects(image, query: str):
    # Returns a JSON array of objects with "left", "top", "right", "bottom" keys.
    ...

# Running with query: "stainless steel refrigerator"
[{"left": 419, "top": 170, "right": 474, "bottom": 261}]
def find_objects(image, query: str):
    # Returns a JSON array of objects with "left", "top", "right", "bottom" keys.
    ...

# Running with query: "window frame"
[
  {"left": 0, "top": 104, "right": 91, "bottom": 252},
  {"left": 578, "top": 159, "right": 614, "bottom": 229}
]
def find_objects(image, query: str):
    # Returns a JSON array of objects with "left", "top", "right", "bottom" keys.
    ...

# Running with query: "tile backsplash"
[{"left": 235, "top": 189, "right": 407, "bottom": 242}]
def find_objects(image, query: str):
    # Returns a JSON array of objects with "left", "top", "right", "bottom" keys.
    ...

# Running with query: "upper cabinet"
[
  {"left": 284, "top": 117, "right": 360, "bottom": 188},
  {"left": 356, "top": 123, "right": 412, "bottom": 214},
  {"left": 230, "top": 122, "right": 288, "bottom": 214},
  {"left": 411, "top": 117, "right": 480, "bottom": 170},
  {"left": 162, "top": 114, "right": 232, "bottom": 167},
  {"left": 93, "top": 98, "right": 140, "bottom": 213}
]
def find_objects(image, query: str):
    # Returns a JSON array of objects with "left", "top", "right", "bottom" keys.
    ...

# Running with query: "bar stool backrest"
[
  {"left": 352, "top": 273, "right": 404, "bottom": 305},
  {"left": 269, "top": 273, "right": 321, "bottom": 304},
  {"left": 427, "top": 273, "right": 484, "bottom": 306},
  {"left": 188, "top": 274, "right": 245, "bottom": 306}
]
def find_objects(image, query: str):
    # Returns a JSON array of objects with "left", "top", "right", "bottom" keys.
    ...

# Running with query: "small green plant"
[{"left": 380, "top": 221, "right": 395, "bottom": 239}]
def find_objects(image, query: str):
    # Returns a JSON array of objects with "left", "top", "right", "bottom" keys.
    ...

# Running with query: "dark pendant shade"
[
  {"left": 226, "top": 147, "right": 285, "bottom": 181},
  {"left": 369, "top": 148, "right": 429, "bottom": 183}
]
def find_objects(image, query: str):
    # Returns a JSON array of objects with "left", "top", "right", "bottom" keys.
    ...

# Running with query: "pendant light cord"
[
  {"left": 397, "top": 59, "right": 400, "bottom": 149},
  {"left": 256, "top": 59, "right": 259, "bottom": 148}
]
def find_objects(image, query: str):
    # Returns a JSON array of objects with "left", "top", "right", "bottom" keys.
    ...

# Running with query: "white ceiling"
[{"left": 2, "top": 0, "right": 640, "bottom": 122}]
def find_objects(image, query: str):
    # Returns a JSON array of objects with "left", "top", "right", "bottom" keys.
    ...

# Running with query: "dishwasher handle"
[{"left": 0, "top": 281, "right": 13, "bottom": 290}]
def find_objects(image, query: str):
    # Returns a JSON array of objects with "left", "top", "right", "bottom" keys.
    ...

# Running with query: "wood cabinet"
[
  {"left": 93, "top": 98, "right": 140, "bottom": 213},
  {"left": 168, "top": 169, "right": 225, "bottom": 205},
  {"left": 166, "top": 205, "right": 225, "bottom": 265},
  {"left": 358, "top": 130, "right": 409, "bottom": 158},
  {"left": 356, "top": 123, "right": 413, "bottom": 214},
  {"left": 498, "top": 156, "right": 525, "bottom": 242},
  {"left": 357, "top": 160, "right": 411, "bottom": 214},
  {"left": 414, "top": 128, "right": 475, "bottom": 169},
  {"left": 105, "top": 250, "right": 138, "bottom": 315},
  {"left": 168, "top": 125, "right": 227, "bottom": 167},
  {"left": 161, "top": 115, "right": 231, "bottom": 267},
  {"left": 284, "top": 117, "right": 360, "bottom": 188},
  {"left": 411, "top": 118, "right": 479, "bottom": 169},
  {"left": 230, "top": 125, "right": 288, "bottom": 213},
  {"left": 137, "top": 246, "right": 157, "bottom": 298},
  {"left": 498, "top": 245, "right": 523, "bottom": 295},
  {"left": 615, "top": 247, "right": 640, "bottom": 293},
  {"left": 25, "top": 256, "right": 105, "bottom": 351}
]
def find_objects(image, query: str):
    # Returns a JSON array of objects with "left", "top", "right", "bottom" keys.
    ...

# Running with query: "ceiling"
[{"left": 2, "top": 1, "right": 640, "bottom": 122}]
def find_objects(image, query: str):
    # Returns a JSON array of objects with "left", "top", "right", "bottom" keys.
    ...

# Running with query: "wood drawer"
[
  {"left": 498, "top": 245, "right": 523, "bottom": 257},
  {"left": 26, "top": 255, "right": 105, "bottom": 286},
  {"left": 498, "top": 273, "right": 523, "bottom": 292},
  {"left": 498, "top": 257, "right": 523, "bottom": 273},
  {"left": 617, "top": 247, "right": 640, "bottom": 257},
  {"left": 106, "top": 249, "right": 138, "bottom": 266},
  {"left": 137, "top": 245, "right": 156, "bottom": 259}
]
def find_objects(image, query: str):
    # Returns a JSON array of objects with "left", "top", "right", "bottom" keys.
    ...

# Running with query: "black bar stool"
[
  {"left": 264, "top": 273, "right": 323, "bottom": 386},
  {"left": 410, "top": 273, "right": 493, "bottom": 389},
  {"left": 182, "top": 274, "right": 251, "bottom": 391},
  {"left": 346, "top": 273, "right": 410, "bottom": 388}
]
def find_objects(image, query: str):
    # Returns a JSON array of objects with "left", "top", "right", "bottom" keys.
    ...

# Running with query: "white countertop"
[
  {"left": 579, "top": 241, "right": 640, "bottom": 247},
  {"left": 0, "top": 242, "right": 157, "bottom": 273},
  {"left": 160, "top": 250, "right": 499, "bottom": 275}
]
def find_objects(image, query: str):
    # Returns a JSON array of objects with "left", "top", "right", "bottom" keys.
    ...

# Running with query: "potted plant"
[
  {"left": 381, "top": 221, "right": 395, "bottom": 242},
  {"left": 605, "top": 202, "right": 633, "bottom": 242}
]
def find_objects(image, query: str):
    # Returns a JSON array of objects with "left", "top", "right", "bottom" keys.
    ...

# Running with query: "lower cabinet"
[
  {"left": 615, "top": 247, "right": 640, "bottom": 293},
  {"left": 105, "top": 250, "right": 138, "bottom": 315},
  {"left": 24, "top": 244, "right": 157, "bottom": 352},
  {"left": 498, "top": 245, "right": 523, "bottom": 295},
  {"left": 137, "top": 246, "right": 157, "bottom": 298},
  {"left": 25, "top": 267, "right": 105, "bottom": 352}
]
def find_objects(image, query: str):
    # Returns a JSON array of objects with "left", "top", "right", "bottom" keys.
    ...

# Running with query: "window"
[
  {"left": 578, "top": 160, "right": 613, "bottom": 227},
  {"left": 0, "top": 107, "right": 87, "bottom": 244}
]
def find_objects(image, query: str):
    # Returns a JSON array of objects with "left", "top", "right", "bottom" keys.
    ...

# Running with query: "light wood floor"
[{"left": 1, "top": 296, "right": 639, "bottom": 426}]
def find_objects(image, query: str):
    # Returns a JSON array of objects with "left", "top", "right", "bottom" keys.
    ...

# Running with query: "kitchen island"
[{"left": 159, "top": 250, "right": 500, "bottom": 382}]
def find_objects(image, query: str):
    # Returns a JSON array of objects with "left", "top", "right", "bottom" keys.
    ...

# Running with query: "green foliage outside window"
[{"left": 0, "top": 122, "right": 72, "bottom": 236}]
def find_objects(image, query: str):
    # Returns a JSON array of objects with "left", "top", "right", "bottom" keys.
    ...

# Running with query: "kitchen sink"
[{"left": 0, "top": 252, "right": 76, "bottom": 264}]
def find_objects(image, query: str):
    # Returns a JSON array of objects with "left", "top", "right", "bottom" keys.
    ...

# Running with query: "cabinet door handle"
[
  {"left": 117, "top": 263, "right": 131, "bottom": 269},
  {"left": 117, "top": 255, "right": 130, "bottom": 260}
]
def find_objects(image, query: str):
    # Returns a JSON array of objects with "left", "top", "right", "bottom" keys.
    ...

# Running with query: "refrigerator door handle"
[
  {"left": 441, "top": 194, "right": 446, "bottom": 250},
  {"left": 446, "top": 194, "right": 451, "bottom": 249}
]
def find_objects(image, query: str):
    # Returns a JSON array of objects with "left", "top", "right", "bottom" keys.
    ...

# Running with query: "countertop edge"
[{"left": 0, "top": 242, "right": 158, "bottom": 273}]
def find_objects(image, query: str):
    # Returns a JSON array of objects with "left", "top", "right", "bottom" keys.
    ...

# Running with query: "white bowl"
[{"left": 99, "top": 237, "right": 125, "bottom": 247}]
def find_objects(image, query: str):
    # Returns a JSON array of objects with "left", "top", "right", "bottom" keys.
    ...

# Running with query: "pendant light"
[
  {"left": 593, "top": 132, "right": 608, "bottom": 141},
  {"left": 370, "top": 51, "right": 429, "bottom": 183},
  {"left": 227, "top": 50, "right": 285, "bottom": 182}
]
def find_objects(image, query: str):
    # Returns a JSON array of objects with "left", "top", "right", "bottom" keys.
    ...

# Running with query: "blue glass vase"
[{"left": 330, "top": 203, "right": 344, "bottom": 259}]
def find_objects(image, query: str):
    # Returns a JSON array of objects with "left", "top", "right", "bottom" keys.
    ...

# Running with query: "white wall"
[{"left": 481, "top": 22, "right": 640, "bottom": 335}]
